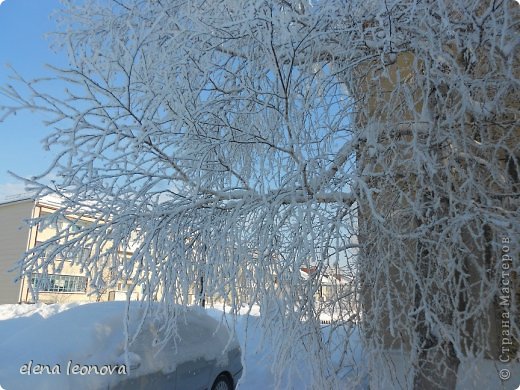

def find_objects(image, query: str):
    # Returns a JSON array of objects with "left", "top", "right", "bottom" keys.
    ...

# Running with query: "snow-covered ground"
[
  {"left": 0, "top": 302, "right": 360, "bottom": 390},
  {"left": 1, "top": 303, "right": 517, "bottom": 389}
]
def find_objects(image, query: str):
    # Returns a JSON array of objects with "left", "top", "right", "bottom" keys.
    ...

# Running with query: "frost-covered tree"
[{"left": 1, "top": 1, "right": 519, "bottom": 389}]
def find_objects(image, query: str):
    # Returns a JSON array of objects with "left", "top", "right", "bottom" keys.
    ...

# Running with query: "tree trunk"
[
  {"left": 412, "top": 195, "right": 461, "bottom": 390},
  {"left": 413, "top": 343, "right": 460, "bottom": 390}
]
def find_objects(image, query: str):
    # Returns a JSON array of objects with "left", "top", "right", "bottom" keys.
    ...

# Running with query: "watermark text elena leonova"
[{"left": 20, "top": 360, "right": 127, "bottom": 376}]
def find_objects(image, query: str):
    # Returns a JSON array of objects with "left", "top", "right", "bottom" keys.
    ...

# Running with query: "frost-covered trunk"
[
  {"left": 413, "top": 348, "right": 459, "bottom": 390},
  {"left": 412, "top": 195, "right": 460, "bottom": 390},
  {"left": 353, "top": 2, "right": 520, "bottom": 387}
]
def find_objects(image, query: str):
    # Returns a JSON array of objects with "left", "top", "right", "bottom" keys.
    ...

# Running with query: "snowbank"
[
  {"left": 0, "top": 302, "right": 360, "bottom": 390},
  {"left": 0, "top": 302, "right": 136, "bottom": 389},
  {"left": 0, "top": 302, "right": 239, "bottom": 389}
]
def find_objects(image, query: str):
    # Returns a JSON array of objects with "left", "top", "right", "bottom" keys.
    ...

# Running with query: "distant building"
[
  {"left": 299, "top": 266, "right": 350, "bottom": 303},
  {"left": 0, "top": 194, "right": 140, "bottom": 304}
]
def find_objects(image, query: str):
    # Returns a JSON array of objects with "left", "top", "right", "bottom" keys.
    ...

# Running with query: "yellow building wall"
[
  {"left": 0, "top": 199, "right": 34, "bottom": 304},
  {"left": 0, "top": 200, "right": 142, "bottom": 304}
]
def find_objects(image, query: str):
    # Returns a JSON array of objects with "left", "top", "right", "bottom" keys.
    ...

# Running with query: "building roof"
[
  {"left": 0, "top": 193, "right": 67, "bottom": 209},
  {"left": 0, "top": 194, "right": 35, "bottom": 207},
  {"left": 300, "top": 266, "right": 349, "bottom": 285}
]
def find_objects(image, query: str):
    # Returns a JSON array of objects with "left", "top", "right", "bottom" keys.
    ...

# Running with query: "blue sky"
[{"left": 0, "top": 0, "right": 65, "bottom": 198}]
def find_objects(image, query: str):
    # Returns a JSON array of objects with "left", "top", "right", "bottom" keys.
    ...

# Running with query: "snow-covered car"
[
  {"left": 0, "top": 302, "right": 241, "bottom": 390},
  {"left": 110, "top": 307, "right": 243, "bottom": 390}
]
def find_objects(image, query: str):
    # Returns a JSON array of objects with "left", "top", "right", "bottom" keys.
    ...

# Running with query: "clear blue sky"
[{"left": 0, "top": 0, "right": 65, "bottom": 198}]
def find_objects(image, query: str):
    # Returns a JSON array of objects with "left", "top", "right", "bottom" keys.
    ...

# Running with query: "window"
[
  {"left": 68, "top": 218, "right": 88, "bottom": 233},
  {"left": 116, "top": 281, "right": 133, "bottom": 291},
  {"left": 30, "top": 274, "right": 87, "bottom": 293},
  {"left": 35, "top": 241, "right": 63, "bottom": 261},
  {"left": 34, "top": 242, "right": 92, "bottom": 263}
]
